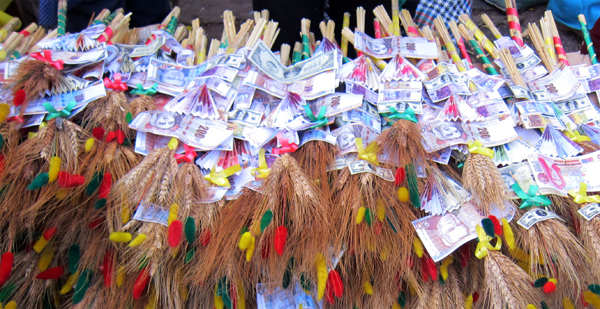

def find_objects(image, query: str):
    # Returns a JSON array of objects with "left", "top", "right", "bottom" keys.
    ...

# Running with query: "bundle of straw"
[
  {"left": 505, "top": 0, "right": 524, "bottom": 47},
  {"left": 435, "top": 17, "right": 466, "bottom": 72},
  {"left": 458, "top": 24, "right": 499, "bottom": 75}
]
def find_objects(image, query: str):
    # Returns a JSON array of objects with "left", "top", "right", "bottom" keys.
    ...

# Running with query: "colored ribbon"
[
  {"left": 103, "top": 73, "right": 128, "bottom": 92},
  {"left": 174, "top": 144, "right": 197, "bottom": 164},
  {"left": 511, "top": 183, "right": 551, "bottom": 209},
  {"left": 130, "top": 83, "right": 158, "bottom": 96},
  {"left": 568, "top": 182, "right": 600, "bottom": 204},
  {"left": 303, "top": 105, "right": 328, "bottom": 128},
  {"left": 467, "top": 140, "right": 494, "bottom": 159},
  {"left": 355, "top": 137, "right": 380, "bottom": 166},
  {"left": 204, "top": 164, "right": 242, "bottom": 187},
  {"left": 30, "top": 50, "right": 64, "bottom": 70},
  {"left": 272, "top": 133, "right": 298, "bottom": 155},
  {"left": 474, "top": 225, "right": 502, "bottom": 259},
  {"left": 44, "top": 100, "right": 76, "bottom": 120},
  {"left": 251, "top": 148, "right": 271, "bottom": 179},
  {"left": 388, "top": 106, "right": 418, "bottom": 123}
]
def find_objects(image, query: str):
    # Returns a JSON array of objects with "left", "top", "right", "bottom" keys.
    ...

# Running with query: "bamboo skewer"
[
  {"left": 280, "top": 43, "right": 290, "bottom": 66},
  {"left": 481, "top": 13, "right": 502, "bottom": 39},
  {"left": 0, "top": 17, "right": 21, "bottom": 43},
  {"left": 435, "top": 17, "right": 466, "bottom": 72},
  {"left": 373, "top": 5, "right": 393, "bottom": 37},
  {"left": 301, "top": 19, "right": 311, "bottom": 59},
  {"left": 391, "top": 0, "right": 400, "bottom": 36},
  {"left": 421, "top": 25, "right": 447, "bottom": 62},
  {"left": 579, "top": 14, "right": 597, "bottom": 64},
  {"left": 207, "top": 38, "right": 221, "bottom": 59},
  {"left": 57, "top": 0, "right": 67, "bottom": 37},
  {"left": 246, "top": 18, "right": 267, "bottom": 49},
  {"left": 292, "top": 41, "right": 302, "bottom": 64},
  {"left": 505, "top": 0, "right": 524, "bottom": 46},
  {"left": 458, "top": 24, "right": 499, "bottom": 75},
  {"left": 400, "top": 9, "right": 420, "bottom": 37},
  {"left": 449, "top": 20, "right": 473, "bottom": 68},
  {"left": 527, "top": 23, "right": 554, "bottom": 72},
  {"left": 459, "top": 14, "right": 499, "bottom": 59},
  {"left": 500, "top": 48, "right": 526, "bottom": 87},
  {"left": 540, "top": 17, "right": 558, "bottom": 68},
  {"left": 341, "top": 13, "right": 351, "bottom": 57},
  {"left": 356, "top": 7, "right": 365, "bottom": 57}
]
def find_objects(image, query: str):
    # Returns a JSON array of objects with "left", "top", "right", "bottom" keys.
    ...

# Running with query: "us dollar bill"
[
  {"left": 228, "top": 108, "right": 262, "bottom": 127},
  {"left": 348, "top": 160, "right": 394, "bottom": 181},
  {"left": 115, "top": 36, "right": 165, "bottom": 57},
  {"left": 207, "top": 53, "right": 245, "bottom": 68},
  {"left": 578, "top": 203, "right": 600, "bottom": 221},
  {"left": 248, "top": 40, "right": 337, "bottom": 83},
  {"left": 313, "top": 93, "right": 364, "bottom": 117},
  {"left": 377, "top": 101, "right": 423, "bottom": 114},
  {"left": 517, "top": 208, "right": 562, "bottom": 229}
]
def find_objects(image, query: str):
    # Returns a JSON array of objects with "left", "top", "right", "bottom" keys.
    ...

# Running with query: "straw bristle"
[{"left": 462, "top": 153, "right": 506, "bottom": 213}]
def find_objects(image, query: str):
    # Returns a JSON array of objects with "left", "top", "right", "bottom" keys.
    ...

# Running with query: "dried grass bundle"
[
  {"left": 462, "top": 153, "right": 506, "bottom": 214},
  {"left": 80, "top": 90, "right": 133, "bottom": 135},
  {"left": 10, "top": 60, "right": 66, "bottom": 113},
  {"left": 377, "top": 119, "right": 428, "bottom": 168},
  {"left": 129, "top": 95, "right": 158, "bottom": 117},
  {"left": 291, "top": 140, "right": 335, "bottom": 200}
]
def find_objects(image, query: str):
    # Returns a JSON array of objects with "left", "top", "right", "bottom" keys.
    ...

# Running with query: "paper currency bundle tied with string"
[{"left": 3, "top": 1, "right": 600, "bottom": 308}]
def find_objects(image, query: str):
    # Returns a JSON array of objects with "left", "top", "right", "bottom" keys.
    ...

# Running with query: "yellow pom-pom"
[
  {"left": 397, "top": 187, "right": 409, "bottom": 202},
  {"left": 38, "top": 246, "right": 55, "bottom": 271},
  {"left": 116, "top": 266, "right": 125, "bottom": 287},
  {"left": 168, "top": 204, "right": 179, "bottom": 225},
  {"left": 121, "top": 207, "right": 130, "bottom": 225},
  {"left": 315, "top": 253, "right": 327, "bottom": 301},
  {"left": 376, "top": 202, "right": 385, "bottom": 222},
  {"left": 55, "top": 189, "right": 68, "bottom": 200},
  {"left": 440, "top": 265, "right": 449, "bottom": 281},
  {"left": 168, "top": 138, "right": 178, "bottom": 150},
  {"left": 465, "top": 294, "right": 473, "bottom": 309},
  {"left": 245, "top": 236, "right": 255, "bottom": 262},
  {"left": 379, "top": 247, "right": 388, "bottom": 261},
  {"left": 60, "top": 272, "right": 79, "bottom": 294},
  {"left": 28, "top": 132, "right": 38, "bottom": 139},
  {"left": 356, "top": 207, "right": 366, "bottom": 224},
  {"left": 392, "top": 303, "right": 402, "bottom": 309},
  {"left": 238, "top": 232, "right": 253, "bottom": 250},
  {"left": 0, "top": 103, "right": 9, "bottom": 122},
  {"left": 501, "top": 218, "right": 514, "bottom": 249},
  {"left": 179, "top": 283, "right": 189, "bottom": 301},
  {"left": 548, "top": 278, "right": 557, "bottom": 285},
  {"left": 109, "top": 232, "right": 132, "bottom": 243},
  {"left": 585, "top": 291, "right": 600, "bottom": 309},
  {"left": 48, "top": 157, "right": 61, "bottom": 183},
  {"left": 128, "top": 234, "right": 147, "bottom": 247},
  {"left": 4, "top": 301, "right": 16, "bottom": 309},
  {"left": 563, "top": 297, "right": 575, "bottom": 309},
  {"left": 33, "top": 236, "right": 48, "bottom": 253},
  {"left": 85, "top": 138, "right": 95, "bottom": 152},
  {"left": 526, "top": 305, "right": 538, "bottom": 309},
  {"left": 363, "top": 281, "right": 374, "bottom": 295},
  {"left": 413, "top": 237, "right": 424, "bottom": 258},
  {"left": 214, "top": 293, "right": 224, "bottom": 309},
  {"left": 236, "top": 278, "right": 246, "bottom": 309},
  {"left": 442, "top": 255, "right": 454, "bottom": 266}
]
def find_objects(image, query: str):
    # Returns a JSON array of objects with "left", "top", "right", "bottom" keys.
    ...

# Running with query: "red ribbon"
[
  {"left": 31, "top": 50, "right": 64, "bottom": 70},
  {"left": 19, "top": 30, "right": 30, "bottom": 37},
  {"left": 97, "top": 27, "right": 114, "bottom": 43},
  {"left": 6, "top": 115, "right": 23, "bottom": 123},
  {"left": 272, "top": 133, "right": 298, "bottom": 155},
  {"left": 103, "top": 73, "right": 127, "bottom": 92},
  {"left": 174, "top": 144, "right": 197, "bottom": 164},
  {"left": 106, "top": 129, "right": 125, "bottom": 144}
]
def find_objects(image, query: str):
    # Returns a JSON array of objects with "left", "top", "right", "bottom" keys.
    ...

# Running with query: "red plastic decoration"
[
  {"left": 43, "top": 227, "right": 57, "bottom": 240},
  {"left": 0, "top": 252, "right": 13, "bottom": 286},
  {"left": 168, "top": 220, "right": 183, "bottom": 248},
  {"left": 328, "top": 270, "right": 343, "bottom": 297},
  {"left": 133, "top": 267, "right": 150, "bottom": 299},
  {"left": 36, "top": 266, "right": 64, "bottom": 279},
  {"left": 103, "top": 250, "right": 114, "bottom": 287},
  {"left": 273, "top": 226, "right": 288, "bottom": 256},
  {"left": 99, "top": 173, "right": 112, "bottom": 199},
  {"left": 13, "top": 89, "right": 25, "bottom": 107},
  {"left": 488, "top": 215, "right": 502, "bottom": 235},
  {"left": 394, "top": 167, "right": 405, "bottom": 186},
  {"left": 200, "top": 228, "right": 211, "bottom": 246},
  {"left": 92, "top": 127, "right": 105, "bottom": 140},
  {"left": 325, "top": 280, "right": 335, "bottom": 304},
  {"left": 30, "top": 50, "right": 64, "bottom": 70},
  {"left": 58, "top": 171, "right": 85, "bottom": 188}
]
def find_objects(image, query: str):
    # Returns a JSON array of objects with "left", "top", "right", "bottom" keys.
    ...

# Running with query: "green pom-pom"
[
  {"left": 300, "top": 272, "right": 311, "bottom": 291},
  {"left": 589, "top": 284, "right": 600, "bottom": 295},
  {"left": 282, "top": 257, "right": 295, "bottom": 289},
  {"left": 125, "top": 112, "right": 133, "bottom": 123},
  {"left": 0, "top": 134, "right": 4, "bottom": 151},
  {"left": 28, "top": 173, "right": 49, "bottom": 190},
  {"left": 185, "top": 247, "right": 195, "bottom": 264},
  {"left": 534, "top": 277, "right": 548, "bottom": 288},
  {"left": 438, "top": 273, "right": 446, "bottom": 285},
  {"left": 0, "top": 282, "right": 16, "bottom": 303},
  {"left": 72, "top": 269, "right": 92, "bottom": 304},
  {"left": 94, "top": 198, "right": 107, "bottom": 210},
  {"left": 406, "top": 164, "right": 420, "bottom": 208},
  {"left": 260, "top": 210, "right": 273, "bottom": 233},
  {"left": 240, "top": 226, "right": 247, "bottom": 236},
  {"left": 184, "top": 217, "right": 196, "bottom": 244},
  {"left": 365, "top": 208, "right": 372, "bottom": 226},
  {"left": 397, "top": 291, "right": 406, "bottom": 307},
  {"left": 122, "top": 138, "right": 130, "bottom": 146},
  {"left": 86, "top": 172, "right": 103, "bottom": 196},
  {"left": 541, "top": 301, "right": 549, "bottom": 309},
  {"left": 217, "top": 277, "right": 232, "bottom": 309},
  {"left": 68, "top": 244, "right": 80, "bottom": 273},
  {"left": 481, "top": 218, "right": 495, "bottom": 238}
]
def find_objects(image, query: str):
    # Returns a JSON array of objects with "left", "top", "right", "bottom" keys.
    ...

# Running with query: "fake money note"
[
  {"left": 578, "top": 203, "right": 600, "bottom": 221},
  {"left": 348, "top": 160, "right": 394, "bottom": 181},
  {"left": 527, "top": 66, "right": 581, "bottom": 101},
  {"left": 517, "top": 208, "right": 562, "bottom": 229}
]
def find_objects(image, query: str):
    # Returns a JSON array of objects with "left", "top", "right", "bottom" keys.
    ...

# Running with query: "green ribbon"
[
  {"left": 511, "top": 183, "right": 551, "bottom": 209},
  {"left": 388, "top": 106, "right": 418, "bottom": 123},
  {"left": 44, "top": 100, "right": 76, "bottom": 120},
  {"left": 130, "top": 83, "right": 158, "bottom": 96},
  {"left": 303, "top": 105, "right": 328, "bottom": 128}
]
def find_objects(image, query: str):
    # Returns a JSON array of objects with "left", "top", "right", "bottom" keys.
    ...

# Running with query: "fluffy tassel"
[
  {"left": 489, "top": 215, "right": 502, "bottom": 235},
  {"left": 260, "top": 210, "right": 273, "bottom": 233},
  {"left": 68, "top": 244, "right": 80, "bottom": 274},
  {"left": 481, "top": 218, "right": 495, "bottom": 237},
  {"left": 98, "top": 172, "right": 112, "bottom": 198},
  {"left": 133, "top": 268, "right": 151, "bottom": 299},
  {"left": 36, "top": 266, "right": 64, "bottom": 279},
  {"left": 72, "top": 269, "right": 92, "bottom": 304},
  {"left": 0, "top": 253, "right": 13, "bottom": 287},
  {"left": 316, "top": 253, "right": 327, "bottom": 301},
  {"left": 103, "top": 251, "right": 113, "bottom": 287},
  {"left": 168, "top": 220, "right": 183, "bottom": 248},
  {"left": 184, "top": 217, "right": 196, "bottom": 244},
  {"left": 328, "top": 270, "right": 343, "bottom": 297},
  {"left": 274, "top": 226, "right": 288, "bottom": 256}
]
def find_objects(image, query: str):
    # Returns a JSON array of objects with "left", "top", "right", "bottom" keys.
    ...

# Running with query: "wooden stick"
[
  {"left": 545, "top": 10, "right": 569, "bottom": 66},
  {"left": 280, "top": 43, "right": 290, "bottom": 66},
  {"left": 57, "top": 0, "right": 67, "bottom": 37},
  {"left": 459, "top": 14, "right": 499, "bottom": 59},
  {"left": 400, "top": 9, "right": 420, "bottom": 37},
  {"left": 208, "top": 38, "right": 221, "bottom": 59},
  {"left": 505, "top": 0, "right": 524, "bottom": 46},
  {"left": 391, "top": 0, "right": 400, "bottom": 36},
  {"left": 527, "top": 23, "right": 553, "bottom": 72},
  {"left": 341, "top": 12, "right": 351, "bottom": 57},
  {"left": 435, "top": 17, "right": 466, "bottom": 71},
  {"left": 458, "top": 24, "right": 499, "bottom": 75},
  {"left": 499, "top": 48, "right": 526, "bottom": 87},
  {"left": 0, "top": 17, "right": 20, "bottom": 43},
  {"left": 292, "top": 41, "right": 302, "bottom": 64},
  {"left": 373, "top": 5, "right": 393, "bottom": 36},
  {"left": 481, "top": 13, "right": 502, "bottom": 39},
  {"left": 579, "top": 14, "right": 597, "bottom": 64},
  {"left": 301, "top": 18, "right": 311, "bottom": 59}
]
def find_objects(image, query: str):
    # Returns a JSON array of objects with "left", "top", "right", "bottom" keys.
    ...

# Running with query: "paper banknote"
[
  {"left": 354, "top": 31, "right": 438, "bottom": 59},
  {"left": 527, "top": 66, "right": 580, "bottom": 101},
  {"left": 578, "top": 203, "right": 600, "bottom": 221},
  {"left": 347, "top": 160, "right": 394, "bottom": 181},
  {"left": 147, "top": 58, "right": 209, "bottom": 95},
  {"left": 517, "top": 208, "right": 562, "bottom": 229},
  {"left": 332, "top": 124, "right": 379, "bottom": 155}
]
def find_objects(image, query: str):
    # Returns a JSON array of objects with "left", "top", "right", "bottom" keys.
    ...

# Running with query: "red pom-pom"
[
  {"left": 103, "top": 250, "right": 114, "bottom": 287},
  {"left": 116, "top": 130, "right": 125, "bottom": 144},
  {"left": 426, "top": 257, "right": 437, "bottom": 281},
  {"left": 543, "top": 282, "right": 556, "bottom": 293},
  {"left": 92, "top": 127, "right": 105, "bottom": 140},
  {"left": 106, "top": 131, "right": 116, "bottom": 143},
  {"left": 395, "top": 167, "right": 405, "bottom": 186},
  {"left": 58, "top": 172, "right": 86, "bottom": 188},
  {"left": 0, "top": 252, "right": 13, "bottom": 287},
  {"left": 70, "top": 175, "right": 85, "bottom": 187},
  {"left": 133, "top": 268, "right": 150, "bottom": 299},
  {"left": 488, "top": 215, "right": 502, "bottom": 235},
  {"left": 420, "top": 258, "right": 429, "bottom": 282},
  {"left": 43, "top": 227, "right": 57, "bottom": 240},
  {"left": 261, "top": 241, "right": 270, "bottom": 259},
  {"left": 13, "top": 89, "right": 25, "bottom": 107},
  {"left": 274, "top": 226, "right": 288, "bottom": 256},
  {"left": 459, "top": 244, "right": 470, "bottom": 268},
  {"left": 99, "top": 173, "right": 112, "bottom": 199},
  {"left": 473, "top": 291, "right": 479, "bottom": 303},
  {"left": 328, "top": 270, "right": 343, "bottom": 297},
  {"left": 36, "top": 266, "right": 64, "bottom": 279},
  {"left": 168, "top": 220, "right": 182, "bottom": 248},
  {"left": 200, "top": 228, "right": 211, "bottom": 246},
  {"left": 325, "top": 280, "right": 335, "bottom": 304},
  {"left": 88, "top": 216, "right": 105, "bottom": 229},
  {"left": 374, "top": 221, "right": 382, "bottom": 235}
]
